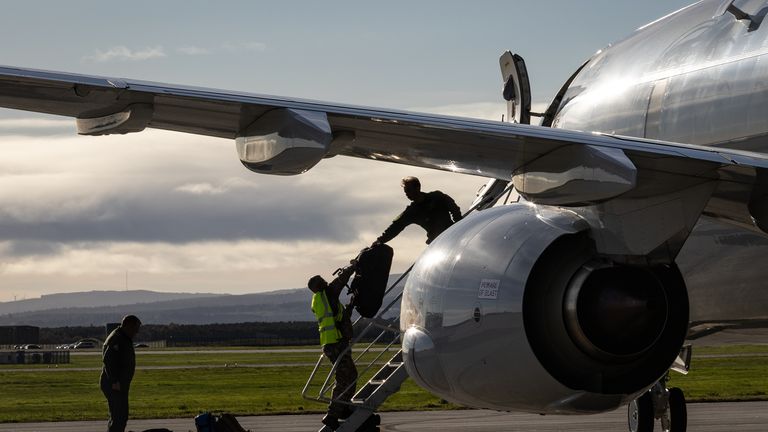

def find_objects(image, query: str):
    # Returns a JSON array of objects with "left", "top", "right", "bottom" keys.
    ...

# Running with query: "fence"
[{"left": 0, "top": 349, "right": 70, "bottom": 364}]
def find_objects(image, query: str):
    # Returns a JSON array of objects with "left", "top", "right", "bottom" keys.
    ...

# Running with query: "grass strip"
[
  {"left": 0, "top": 366, "right": 454, "bottom": 423},
  {"left": 668, "top": 355, "right": 768, "bottom": 401},
  {"left": 0, "top": 345, "right": 766, "bottom": 422}
]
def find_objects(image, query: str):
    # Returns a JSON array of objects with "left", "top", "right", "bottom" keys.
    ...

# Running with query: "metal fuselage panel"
[
  {"left": 400, "top": 0, "right": 768, "bottom": 415},
  {"left": 554, "top": 0, "right": 768, "bottom": 152},
  {"left": 553, "top": 0, "right": 768, "bottom": 322}
]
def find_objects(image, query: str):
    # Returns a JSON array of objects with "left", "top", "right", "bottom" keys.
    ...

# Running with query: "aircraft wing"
[{"left": 1, "top": 65, "right": 767, "bottom": 228}]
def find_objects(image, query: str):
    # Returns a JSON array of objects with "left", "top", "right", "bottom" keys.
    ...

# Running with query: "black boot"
[
  {"left": 339, "top": 406, "right": 355, "bottom": 419},
  {"left": 322, "top": 413, "right": 340, "bottom": 430}
]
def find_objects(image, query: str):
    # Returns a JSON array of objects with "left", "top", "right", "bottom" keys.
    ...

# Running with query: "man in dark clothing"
[
  {"left": 375, "top": 176, "right": 463, "bottom": 245},
  {"left": 100, "top": 314, "right": 141, "bottom": 432},
  {"left": 308, "top": 262, "right": 358, "bottom": 430}
]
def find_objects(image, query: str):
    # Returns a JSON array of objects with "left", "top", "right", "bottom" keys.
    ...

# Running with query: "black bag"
[
  {"left": 195, "top": 412, "right": 248, "bottom": 432},
  {"left": 350, "top": 244, "right": 394, "bottom": 318},
  {"left": 216, "top": 413, "right": 248, "bottom": 432},
  {"left": 195, "top": 413, "right": 214, "bottom": 432}
]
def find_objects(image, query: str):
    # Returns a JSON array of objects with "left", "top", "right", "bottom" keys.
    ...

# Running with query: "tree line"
[
  {"left": 40, "top": 321, "right": 319, "bottom": 346},
  {"left": 39, "top": 318, "right": 399, "bottom": 347}
]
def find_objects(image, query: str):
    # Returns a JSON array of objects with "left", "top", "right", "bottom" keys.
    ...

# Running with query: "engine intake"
[
  {"left": 564, "top": 264, "right": 669, "bottom": 362},
  {"left": 524, "top": 234, "right": 689, "bottom": 394}
]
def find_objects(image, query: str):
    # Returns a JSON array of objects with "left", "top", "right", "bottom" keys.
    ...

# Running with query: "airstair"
[
  {"left": 303, "top": 269, "right": 411, "bottom": 432},
  {"left": 302, "top": 181, "right": 514, "bottom": 431}
]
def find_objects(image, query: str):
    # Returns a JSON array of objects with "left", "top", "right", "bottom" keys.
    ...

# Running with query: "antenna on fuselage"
[{"left": 717, "top": 1, "right": 765, "bottom": 31}]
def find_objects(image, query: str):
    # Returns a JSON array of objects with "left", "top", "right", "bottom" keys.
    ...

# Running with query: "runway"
[{"left": 1, "top": 402, "right": 766, "bottom": 432}]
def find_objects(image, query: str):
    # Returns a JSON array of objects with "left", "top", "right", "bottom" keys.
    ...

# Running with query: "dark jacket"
[
  {"left": 101, "top": 327, "right": 136, "bottom": 389},
  {"left": 378, "top": 190, "right": 462, "bottom": 244}
]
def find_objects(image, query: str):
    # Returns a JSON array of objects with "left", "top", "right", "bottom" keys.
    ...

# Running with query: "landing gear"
[
  {"left": 668, "top": 387, "right": 687, "bottom": 431},
  {"left": 627, "top": 375, "right": 687, "bottom": 432},
  {"left": 628, "top": 391, "right": 654, "bottom": 432}
]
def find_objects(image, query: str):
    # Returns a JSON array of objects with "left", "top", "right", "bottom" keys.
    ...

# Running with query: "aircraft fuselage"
[{"left": 401, "top": 0, "right": 768, "bottom": 415}]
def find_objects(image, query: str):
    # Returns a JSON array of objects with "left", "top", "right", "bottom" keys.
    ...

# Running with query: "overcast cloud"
[
  {"left": 0, "top": 2, "right": 694, "bottom": 303},
  {"left": 0, "top": 108, "right": 488, "bottom": 301}
]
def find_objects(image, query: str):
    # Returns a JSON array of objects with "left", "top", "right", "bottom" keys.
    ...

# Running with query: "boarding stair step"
[
  {"left": 318, "top": 350, "right": 407, "bottom": 431},
  {"left": 349, "top": 350, "right": 408, "bottom": 406},
  {"left": 361, "top": 317, "right": 400, "bottom": 333},
  {"left": 371, "top": 365, "right": 397, "bottom": 381}
]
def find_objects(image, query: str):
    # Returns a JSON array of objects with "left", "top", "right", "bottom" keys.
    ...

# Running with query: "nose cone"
[{"left": 402, "top": 326, "right": 451, "bottom": 395}]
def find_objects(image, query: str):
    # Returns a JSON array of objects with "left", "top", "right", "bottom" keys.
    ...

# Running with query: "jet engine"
[{"left": 400, "top": 203, "right": 689, "bottom": 414}]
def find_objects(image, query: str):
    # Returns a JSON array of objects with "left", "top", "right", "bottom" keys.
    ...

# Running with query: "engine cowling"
[{"left": 400, "top": 203, "right": 689, "bottom": 414}]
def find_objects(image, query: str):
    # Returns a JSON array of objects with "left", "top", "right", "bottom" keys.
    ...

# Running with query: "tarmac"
[{"left": 1, "top": 402, "right": 766, "bottom": 432}]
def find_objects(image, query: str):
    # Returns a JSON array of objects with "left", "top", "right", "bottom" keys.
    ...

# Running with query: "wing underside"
[{"left": 1, "top": 65, "right": 767, "bottom": 233}]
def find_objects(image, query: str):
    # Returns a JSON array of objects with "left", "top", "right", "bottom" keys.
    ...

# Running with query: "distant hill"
[
  {"left": 0, "top": 275, "right": 405, "bottom": 327},
  {"left": 0, "top": 290, "right": 222, "bottom": 315}
]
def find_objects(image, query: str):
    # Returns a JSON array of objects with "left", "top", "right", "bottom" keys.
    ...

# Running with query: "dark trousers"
[
  {"left": 323, "top": 340, "right": 358, "bottom": 417},
  {"left": 100, "top": 374, "right": 129, "bottom": 432}
]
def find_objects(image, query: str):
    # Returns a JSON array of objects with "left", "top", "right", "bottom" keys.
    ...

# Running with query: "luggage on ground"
[
  {"left": 195, "top": 413, "right": 214, "bottom": 432},
  {"left": 350, "top": 244, "right": 394, "bottom": 318},
  {"left": 216, "top": 413, "right": 248, "bottom": 432},
  {"left": 195, "top": 412, "right": 248, "bottom": 432}
]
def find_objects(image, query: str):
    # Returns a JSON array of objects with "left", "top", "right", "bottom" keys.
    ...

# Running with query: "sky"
[{"left": 0, "top": 1, "right": 695, "bottom": 303}]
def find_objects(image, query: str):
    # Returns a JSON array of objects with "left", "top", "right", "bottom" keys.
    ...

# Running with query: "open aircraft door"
[
  {"left": 473, "top": 52, "right": 530, "bottom": 209},
  {"left": 500, "top": 51, "right": 532, "bottom": 125},
  {"left": 471, "top": 52, "right": 531, "bottom": 210}
]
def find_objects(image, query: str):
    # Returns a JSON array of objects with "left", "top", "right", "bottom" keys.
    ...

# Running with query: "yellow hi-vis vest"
[{"left": 312, "top": 290, "right": 344, "bottom": 346}]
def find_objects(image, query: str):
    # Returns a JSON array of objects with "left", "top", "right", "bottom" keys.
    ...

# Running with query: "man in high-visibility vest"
[{"left": 308, "top": 262, "right": 358, "bottom": 430}]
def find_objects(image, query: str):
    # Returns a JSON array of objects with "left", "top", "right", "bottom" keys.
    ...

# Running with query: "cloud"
[
  {"left": 0, "top": 240, "right": 61, "bottom": 258},
  {"left": 0, "top": 228, "right": 434, "bottom": 298},
  {"left": 0, "top": 239, "right": 365, "bottom": 276},
  {"left": 80, "top": 42, "right": 266, "bottom": 64},
  {"left": 0, "top": 108, "right": 492, "bottom": 301},
  {"left": 177, "top": 46, "right": 211, "bottom": 56},
  {"left": 0, "top": 126, "right": 484, "bottom": 245},
  {"left": 175, "top": 182, "right": 227, "bottom": 195},
  {"left": 174, "top": 178, "right": 257, "bottom": 195},
  {"left": 222, "top": 41, "right": 267, "bottom": 52},
  {"left": 0, "top": 118, "right": 72, "bottom": 130},
  {"left": 0, "top": 118, "right": 74, "bottom": 136},
  {"left": 84, "top": 46, "right": 167, "bottom": 62}
]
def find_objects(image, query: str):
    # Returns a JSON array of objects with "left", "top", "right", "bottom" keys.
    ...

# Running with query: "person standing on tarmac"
[
  {"left": 308, "top": 261, "right": 358, "bottom": 430},
  {"left": 373, "top": 176, "right": 463, "bottom": 246},
  {"left": 100, "top": 314, "right": 141, "bottom": 432}
]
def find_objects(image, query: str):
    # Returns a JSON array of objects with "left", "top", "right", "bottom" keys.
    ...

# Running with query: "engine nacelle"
[
  {"left": 236, "top": 108, "right": 332, "bottom": 175},
  {"left": 400, "top": 203, "right": 689, "bottom": 414}
]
